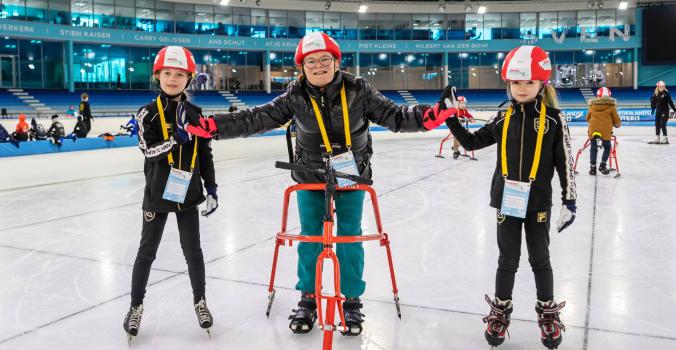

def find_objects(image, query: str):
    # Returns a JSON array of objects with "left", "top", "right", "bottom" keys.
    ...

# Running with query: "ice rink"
[{"left": 1, "top": 126, "right": 675, "bottom": 350}]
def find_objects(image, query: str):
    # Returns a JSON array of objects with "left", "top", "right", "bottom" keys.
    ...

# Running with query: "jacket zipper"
[{"left": 519, "top": 104, "right": 525, "bottom": 182}]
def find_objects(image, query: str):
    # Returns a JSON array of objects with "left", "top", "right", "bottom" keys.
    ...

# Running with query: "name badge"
[
  {"left": 330, "top": 151, "right": 360, "bottom": 187},
  {"left": 500, "top": 179, "right": 531, "bottom": 219},
  {"left": 162, "top": 168, "right": 193, "bottom": 203}
]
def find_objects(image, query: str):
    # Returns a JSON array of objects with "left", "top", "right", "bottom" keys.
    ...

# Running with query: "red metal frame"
[
  {"left": 435, "top": 120, "right": 476, "bottom": 160},
  {"left": 266, "top": 183, "right": 400, "bottom": 350},
  {"left": 572, "top": 135, "right": 621, "bottom": 177}
]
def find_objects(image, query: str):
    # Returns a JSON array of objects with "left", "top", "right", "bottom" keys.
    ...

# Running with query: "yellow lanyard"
[
  {"left": 309, "top": 84, "right": 351, "bottom": 154},
  {"left": 156, "top": 96, "right": 199, "bottom": 171},
  {"left": 501, "top": 102, "right": 547, "bottom": 182}
]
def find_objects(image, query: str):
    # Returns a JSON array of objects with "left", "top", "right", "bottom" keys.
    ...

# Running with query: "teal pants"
[{"left": 295, "top": 190, "right": 366, "bottom": 298}]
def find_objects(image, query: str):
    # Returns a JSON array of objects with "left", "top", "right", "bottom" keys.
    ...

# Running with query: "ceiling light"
[
  {"left": 618, "top": 1, "right": 628, "bottom": 10},
  {"left": 477, "top": 6, "right": 486, "bottom": 14},
  {"left": 358, "top": 4, "right": 368, "bottom": 13},
  {"left": 464, "top": 4, "right": 472, "bottom": 13},
  {"left": 219, "top": 0, "right": 229, "bottom": 5}
]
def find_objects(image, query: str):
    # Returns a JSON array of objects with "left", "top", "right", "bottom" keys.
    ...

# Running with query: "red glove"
[
  {"left": 185, "top": 116, "right": 217, "bottom": 139},
  {"left": 422, "top": 104, "right": 458, "bottom": 130}
]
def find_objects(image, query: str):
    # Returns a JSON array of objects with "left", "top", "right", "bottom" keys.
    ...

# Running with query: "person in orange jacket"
[
  {"left": 12, "top": 114, "right": 30, "bottom": 141},
  {"left": 585, "top": 87, "right": 620, "bottom": 175}
]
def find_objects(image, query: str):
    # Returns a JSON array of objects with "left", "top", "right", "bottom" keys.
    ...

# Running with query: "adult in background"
[
  {"left": 79, "top": 93, "right": 94, "bottom": 136},
  {"left": 651, "top": 81, "right": 676, "bottom": 144}
]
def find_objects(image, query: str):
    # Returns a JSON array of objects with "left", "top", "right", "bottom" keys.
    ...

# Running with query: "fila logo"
[
  {"left": 144, "top": 211, "right": 155, "bottom": 222},
  {"left": 537, "top": 211, "right": 548, "bottom": 223}
]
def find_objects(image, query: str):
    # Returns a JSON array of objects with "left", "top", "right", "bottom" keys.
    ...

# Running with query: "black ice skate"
[
  {"left": 194, "top": 297, "right": 213, "bottom": 337},
  {"left": 589, "top": 165, "right": 597, "bottom": 176},
  {"left": 536, "top": 300, "right": 566, "bottom": 349},
  {"left": 453, "top": 151, "right": 461, "bottom": 159},
  {"left": 288, "top": 292, "right": 317, "bottom": 334},
  {"left": 123, "top": 304, "right": 144, "bottom": 343},
  {"left": 340, "top": 297, "right": 365, "bottom": 336},
  {"left": 482, "top": 294, "right": 512, "bottom": 347},
  {"left": 598, "top": 163, "right": 609, "bottom": 175}
]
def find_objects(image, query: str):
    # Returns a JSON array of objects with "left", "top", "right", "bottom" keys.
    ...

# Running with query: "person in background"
[
  {"left": 47, "top": 114, "right": 65, "bottom": 146},
  {"left": 585, "top": 87, "right": 620, "bottom": 175},
  {"left": 651, "top": 80, "right": 676, "bottom": 144},
  {"left": 79, "top": 93, "right": 94, "bottom": 136},
  {"left": 12, "top": 114, "right": 30, "bottom": 142},
  {"left": 450, "top": 96, "right": 474, "bottom": 159}
]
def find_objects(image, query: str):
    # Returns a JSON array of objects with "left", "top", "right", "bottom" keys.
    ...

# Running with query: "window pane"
[
  {"left": 558, "top": 11, "right": 576, "bottom": 37},
  {"left": 48, "top": 0, "right": 69, "bottom": 24},
  {"left": 577, "top": 10, "right": 596, "bottom": 37},
  {"left": 269, "top": 10, "right": 287, "bottom": 38},
  {"left": 596, "top": 9, "right": 615, "bottom": 37},
  {"left": 465, "top": 14, "right": 483, "bottom": 40},
  {"left": 71, "top": 0, "right": 93, "bottom": 27},
  {"left": 538, "top": 12, "right": 557, "bottom": 39},
  {"left": 376, "top": 13, "right": 394, "bottom": 40},
  {"left": 93, "top": 0, "right": 114, "bottom": 28},
  {"left": 175, "top": 3, "right": 195, "bottom": 34},
  {"left": 26, "top": 0, "right": 48, "bottom": 22},
  {"left": 43, "top": 40, "right": 64, "bottom": 88},
  {"left": 429, "top": 14, "right": 444, "bottom": 40},
  {"left": 135, "top": 0, "right": 155, "bottom": 32},
  {"left": 288, "top": 10, "right": 305, "bottom": 38},
  {"left": 412, "top": 14, "right": 430, "bottom": 40},
  {"left": 395, "top": 14, "right": 412, "bottom": 40},
  {"left": 501, "top": 13, "right": 518, "bottom": 39},
  {"left": 520, "top": 12, "right": 537, "bottom": 39},
  {"left": 2, "top": 0, "right": 26, "bottom": 20},
  {"left": 484, "top": 13, "right": 500, "bottom": 40},
  {"left": 155, "top": 1, "right": 173, "bottom": 33},
  {"left": 251, "top": 8, "right": 266, "bottom": 38},
  {"left": 115, "top": 0, "right": 134, "bottom": 30},
  {"left": 19, "top": 40, "right": 42, "bottom": 88},
  {"left": 358, "top": 13, "right": 376, "bottom": 40},
  {"left": 340, "top": 13, "right": 357, "bottom": 40},
  {"left": 233, "top": 7, "right": 251, "bottom": 37},
  {"left": 195, "top": 4, "right": 214, "bottom": 34},
  {"left": 214, "top": 6, "right": 234, "bottom": 36}
]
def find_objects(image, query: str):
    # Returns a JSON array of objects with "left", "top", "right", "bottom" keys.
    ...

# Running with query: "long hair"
[
  {"left": 654, "top": 86, "right": 669, "bottom": 96},
  {"left": 543, "top": 84, "right": 559, "bottom": 108}
]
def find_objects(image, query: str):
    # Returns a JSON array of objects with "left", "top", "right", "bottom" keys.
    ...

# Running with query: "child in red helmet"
[
  {"left": 446, "top": 45, "right": 576, "bottom": 349},
  {"left": 123, "top": 46, "right": 218, "bottom": 341},
  {"left": 450, "top": 96, "right": 474, "bottom": 159},
  {"left": 586, "top": 87, "right": 620, "bottom": 175}
]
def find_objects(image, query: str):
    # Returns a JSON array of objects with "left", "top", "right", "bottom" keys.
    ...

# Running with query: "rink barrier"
[
  {"left": 0, "top": 135, "right": 139, "bottom": 157},
  {"left": 3, "top": 120, "right": 676, "bottom": 157}
]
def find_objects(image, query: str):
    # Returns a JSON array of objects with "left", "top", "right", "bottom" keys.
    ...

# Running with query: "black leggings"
[
  {"left": 590, "top": 139, "right": 611, "bottom": 165},
  {"left": 656, "top": 114, "right": 668, "bottom": 136},
  {"left": 131, "top": 208, "right": 205, "bottom": 306},
  {"left": 495, "top": 209, "right": 553, "bottom": 301}
]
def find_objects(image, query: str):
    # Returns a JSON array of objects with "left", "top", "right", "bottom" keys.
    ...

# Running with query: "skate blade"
[{"left": 206, "top": 328, "right": 212, "bottom": 340}]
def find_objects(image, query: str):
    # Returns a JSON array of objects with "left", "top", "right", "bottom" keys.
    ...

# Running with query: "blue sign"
[
  {"left": 562, "top": 108, "right": 655, "bottom": 122},
  {"left": 0, "top": 19, "right": 641, "bottom": 53}
]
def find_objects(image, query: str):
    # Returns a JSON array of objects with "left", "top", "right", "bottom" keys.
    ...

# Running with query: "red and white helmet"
[
  {"left": 294, "top": 32, "right": 342, "bottom": 66},
  {"left": 501, "top": 45, "right": 552, "bottom": 82},
  {"left": 457, "top": 96, "right": 467, "bottom": 104},
  {"left": 657, "top": 80, "right": 666, "bottom": 87},
  {"left": 153, "top": 46, "right": 196, "bottom": 75},
  {"left": 596, "top": 87, "right": 612, "bottom": 98}
]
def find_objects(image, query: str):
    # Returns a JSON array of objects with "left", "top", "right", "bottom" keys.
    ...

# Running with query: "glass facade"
[
  {"left": 0, "top": 1, "right": 635, "bottom": 39},
  {"left": 0, "top": 1, "right": 639, "bottom": 90}
]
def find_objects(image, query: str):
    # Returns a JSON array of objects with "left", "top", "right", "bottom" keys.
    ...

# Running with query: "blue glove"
[
  {"left": 556, "top": 202, "right": 576, "bottom": 233},
  {"left": 173, "top": 102, "right": 192, "bottom": 145},
  {"left": 201, "top": 187, "right": 218, "bottom": 217}
]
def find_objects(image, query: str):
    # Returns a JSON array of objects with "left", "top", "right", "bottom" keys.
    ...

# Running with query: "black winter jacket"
[
  {"left": 213, "top": 71, "right": 430, "bottom": 183},
  {"left": 79, "top": 101, "right": 93, "bottom": 121},
  {"left": 446, "top": 98, "right": 576, "bottom": 210},
  {"left": 72, "top": 119, "right": 87, "bottom": 138},
  {"left": 136, "top": 94, "right": 217, "bottom": 213},
  {"left": 651, "top": 90, "right": 676, "bottom": 118}
]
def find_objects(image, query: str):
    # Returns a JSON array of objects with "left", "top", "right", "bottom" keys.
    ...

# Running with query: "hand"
[
  {"left": 422, "top": 86, "right": 458, "bottom": 130},
  {"left": 201, "top": 187, "right": 218, "bottom": 217},
  {"left": 556, "top": 202, "right": 576, "bottom": 233},
  {"left": 186, "top": 116, "right": 217, "bottom": 139}
]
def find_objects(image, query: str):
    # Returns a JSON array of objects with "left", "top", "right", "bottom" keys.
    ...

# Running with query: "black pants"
[
  {"left": 495, "top": 209, "right": 553, "bottom": 301},
  {"left": 656, "top": 114, "right": 668, "bottom": 136},
  {"left": 130, "top": 208, "right": 205, "bottom": 306},
  {"left": 84, "top": 118, "right": 92, "bottom": 136},
  {"left": 590, "top": 139, "right": 611, "bottom": 165}
]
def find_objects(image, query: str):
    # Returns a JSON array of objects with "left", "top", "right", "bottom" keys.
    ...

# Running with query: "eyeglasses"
[{"left": 303, "top": 56, "right": 334, "bottom": 69}]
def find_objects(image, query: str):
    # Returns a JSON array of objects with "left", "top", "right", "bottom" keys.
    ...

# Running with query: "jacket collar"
[
  {"left": 304, "top": 70, "right": 343, "bottom": 100},
  {"left": 510, "top": 96, "right": 544, "bottom": 118}
]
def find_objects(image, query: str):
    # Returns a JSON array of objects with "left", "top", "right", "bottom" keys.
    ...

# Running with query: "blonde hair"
[
  {"left": 543, "top": 84, "right": 559, "bottom": 108},
  {"left": 654, "top": 86, "right": 669, "bottom": 96}
]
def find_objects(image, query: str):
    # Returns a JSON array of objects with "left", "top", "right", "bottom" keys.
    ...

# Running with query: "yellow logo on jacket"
[{"left": 534, "top": 119, "right": 549, "bottom": 134}]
